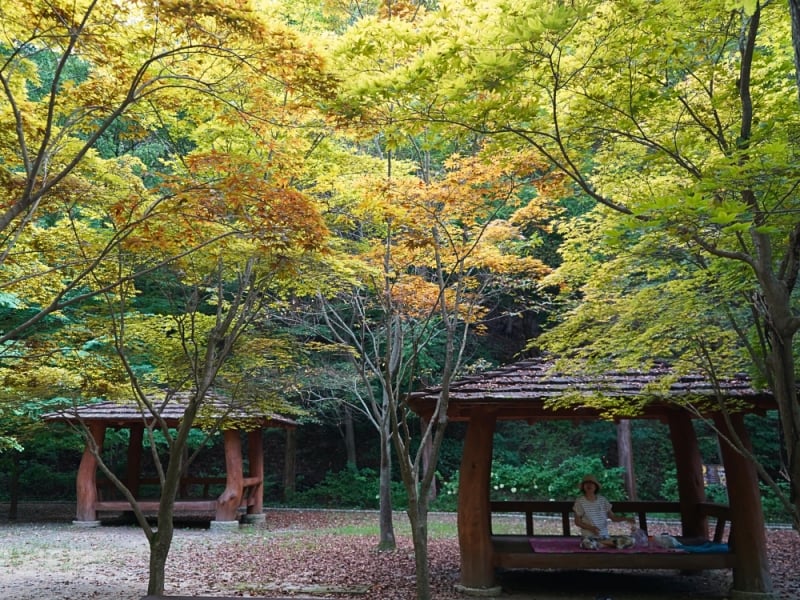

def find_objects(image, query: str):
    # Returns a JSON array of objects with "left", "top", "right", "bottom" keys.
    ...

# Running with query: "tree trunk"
[
  {"left": 8, "top": 452, "right": 20, "bottom": 520},
  {"left": 147, "top": 423, "right": 183, "bottom": 596},
  {"left": 146, "top": 515, "right": 175, "bottom": 595},
  {"left": 616, "top": 419, "right": 637, "bottom": 501},
  {"left": 343, "top": 403, "right": 357, "bottom": 469},
  {"left": 407, "top": 494, "right": 432, "bottom": 600},
  {"left": 283, "top": 428, "right": 296, "bottom": 502},
  {"left": 766, "top": 329, "right": 800, "bottom": 529},
  {"left": 714, "top": 412, "right": 773, "bottom": 595},
  {"left": 421, "top": 417, "right": 438, "bottom": 502},
  {"left": 790, "top": 0, "right": 800, "bottom": 105},
  {"left": 377, "top": 412, "right": 396, "bottom": 550}
]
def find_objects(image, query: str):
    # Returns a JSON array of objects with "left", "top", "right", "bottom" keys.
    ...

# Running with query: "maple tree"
[
  {"left": 0, "top": 0, "right": 331, "bottom": 454},
  {"left": 0, "top": 0, "right": 332, "bottom": 596},
  {"left": 307, "top": 141, "right": 558, "bottom": 598},
  {"left": 333, "top": 0, "right": 800, "bottom": 534}
]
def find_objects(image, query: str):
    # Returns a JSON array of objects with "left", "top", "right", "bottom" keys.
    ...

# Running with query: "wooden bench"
[
  {"left": 94, "top": 476, "right": 262, "bottom": 516},
  {"left": 489, "top": 500, "right": 735, "bottom": 571}
]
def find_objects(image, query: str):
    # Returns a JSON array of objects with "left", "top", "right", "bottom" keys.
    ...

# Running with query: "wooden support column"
[
  {"left": 215, "top": 429, "right": 244, "bottom": 522},
  {"left": 247, "top": 429, "right": 264, "bottom": 515},
  {"left": 714, "top": 412, "right": 773, "bottom": 596},
  {"left": 667, "top": 411, "right": 708, "bottom": 539},
  {"left": 75, "top": 422, "right": 106, "bottom": 523},
  {"left": 457, "top": 407, "right": 498, "bottom": 591},
  {"left": 127, "top": 424, "right": 143, "bottom": 499}
]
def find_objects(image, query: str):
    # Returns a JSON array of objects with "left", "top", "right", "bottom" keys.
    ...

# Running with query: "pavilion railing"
[{"left": 489, "top": 500, "right": 731, "bottom": 543}]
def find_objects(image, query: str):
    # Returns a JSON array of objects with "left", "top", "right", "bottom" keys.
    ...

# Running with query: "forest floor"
[{"left": 0, "top": 503, "right": 798, "bottom": 600}]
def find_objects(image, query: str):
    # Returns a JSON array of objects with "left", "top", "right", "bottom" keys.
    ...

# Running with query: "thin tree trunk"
[
  {"left": 617, "top": 419, "right": 637, "bottom": 500},
  {"left": 147, "top": 523, "right": 174, "bottom": 595},
  {"left": 406, "top": 491, "right": 432, "bottom": 600},
  {"left": 378, "top": 413, "right": 396, "bottom": 550},
  {"left": 343, "top": 404, "right": 357, "bottom": 469},
  {"left": 790, "top": 0, "right": 800, "bottom": 104},
  {"left": 8, "top": 452, "right": 20, "bottom": 520},
  {"left": 283, "top": 428, "right": 296, "bottom": 502},
  {"left": 767, "top": 332, "right": 800, "bottom": 529},
  {"left": 421, "top": 417, "right": 437, "bottom": 502},
  {"left": 147, "top": 467, "right": 179, "bottom": 595}
]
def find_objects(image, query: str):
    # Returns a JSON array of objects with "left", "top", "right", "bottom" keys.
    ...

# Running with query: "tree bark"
[
  {"left": 343, "top": 403, "right": 357, "bottom": 469},
  {"left": 8, "top": 452, "right": 20, "bottom": 520},
  {"left": 421, "top": 417, "right": 438, "bottom": 502},
  {"left": 283, "top": 428, "right": 296, "bottom": 501},
  {"left": 790, "top": 0, "right": 800, "bottom": 105},
  {"left": 147, "top": 525, "right": 173, "bottom": 597},
  {"left": 407, "top": 491, "right": 432, "bottom": 600},
  {"left": 377, "top": 406, "right": 396, "bottom": 550},
  {"left": 765, "top": 326, "right": 800, "bottom": 530},
  {"left": 714, "top": 412, "right": 773, "bottom": 595},
  {"left": 616, "top": 419, "right": 637, "bottom": 500}
]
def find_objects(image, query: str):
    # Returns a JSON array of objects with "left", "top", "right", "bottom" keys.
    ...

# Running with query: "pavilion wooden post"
[
  {"left": 247, "top": 429, "right": 264, "bottom": 516},
  {"left": 74, "top": 422, "right": 106, "bottom": 524},
  {"left": 127, "top": 424, "right": 143, "bottom": 498},
  {"left": 214, "top": 429, "right": 244, "bottom": 523},
  {"left": 714, "top": 412, "right": 773, "bottom": 597},
  {"left": 456, "top": 407, "right": 499, "bottom": 592},
  {"left": 667, "top": 411, "right": 708, "bottom": 539}
]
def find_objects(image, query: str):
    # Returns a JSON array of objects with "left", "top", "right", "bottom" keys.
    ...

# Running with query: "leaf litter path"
[{"left": 0, "top": 507, "right": 797, "bottom": 600}]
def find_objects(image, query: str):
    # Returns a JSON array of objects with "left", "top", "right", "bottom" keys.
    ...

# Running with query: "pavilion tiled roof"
[
  {"left": 407, "top": 356, "right": 775, "bottom": 421},
  {"left": 42, "top": 390, "right": 296, "bottom": 429}
]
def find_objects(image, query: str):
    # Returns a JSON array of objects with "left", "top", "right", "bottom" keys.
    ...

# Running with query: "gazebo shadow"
[{"left": 497, "top": 568, "right": 732, "bottom": 599}]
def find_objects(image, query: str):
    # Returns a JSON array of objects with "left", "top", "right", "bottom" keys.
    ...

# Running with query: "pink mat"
[{"left": 529, "top": 536, "right": 686, "bottom": 554}]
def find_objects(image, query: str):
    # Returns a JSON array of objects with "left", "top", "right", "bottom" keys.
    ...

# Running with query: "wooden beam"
[
  {"left": 457, "top": 407, "right": 497, "bottom": 590},
  {"left": 714, "top": 412, "right": 773, "bottom": 595}
]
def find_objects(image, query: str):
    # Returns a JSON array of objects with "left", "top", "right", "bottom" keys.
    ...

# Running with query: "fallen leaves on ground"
[{"left": 1, "top": 508, "right": 798, "bottom": 600}]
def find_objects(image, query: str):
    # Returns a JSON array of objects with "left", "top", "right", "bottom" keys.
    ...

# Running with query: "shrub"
[{"left": 288, "top": 467, "right": 378, "bottom": 508}]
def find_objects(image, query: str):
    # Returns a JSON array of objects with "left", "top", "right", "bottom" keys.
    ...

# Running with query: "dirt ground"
[{"left": 0, "top": 503, "right": 797, "bottom": 600}]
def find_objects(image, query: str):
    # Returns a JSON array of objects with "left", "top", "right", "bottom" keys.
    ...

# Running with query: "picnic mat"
[{"left": 529, "top": 536, "right": 688, "bottom": 554}]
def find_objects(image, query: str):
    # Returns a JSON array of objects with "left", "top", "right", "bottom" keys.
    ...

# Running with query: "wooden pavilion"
[
  {"left": 43, "top": 392, "right": 295, "bottom": 527},
  {"left": 407, "top": 357, "right": 778, "bottom": 599}
]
